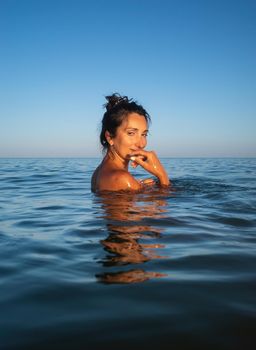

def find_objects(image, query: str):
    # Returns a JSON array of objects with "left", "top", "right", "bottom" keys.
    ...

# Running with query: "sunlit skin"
[{"left": 91, "top": 113, "right": 170, "bottom": 192}]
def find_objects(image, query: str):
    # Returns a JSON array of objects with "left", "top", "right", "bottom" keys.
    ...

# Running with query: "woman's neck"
[{"left": 105, "top": 148, "right": 129, "bottom": 170}]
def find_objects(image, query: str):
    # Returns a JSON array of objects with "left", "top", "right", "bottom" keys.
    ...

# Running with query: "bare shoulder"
[
  {"left": 91, "top": 166, "right": 100, "bottom": 192},
  {"left": 99, "top": 169, "right": 141, "bottom": 192}
]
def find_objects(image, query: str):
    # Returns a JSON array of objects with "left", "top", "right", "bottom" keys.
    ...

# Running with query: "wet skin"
[{"left": 91, "top": 113, "right": 170, "bottom": 192}]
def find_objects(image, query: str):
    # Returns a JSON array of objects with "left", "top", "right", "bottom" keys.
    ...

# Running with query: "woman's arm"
[{"left": 130, "top": 150, "right": 170, "bottom": 187}]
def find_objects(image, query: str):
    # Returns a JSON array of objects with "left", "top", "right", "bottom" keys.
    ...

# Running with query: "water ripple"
[{"left": 0, "top": 158, "right": 256, "bottom": 349}]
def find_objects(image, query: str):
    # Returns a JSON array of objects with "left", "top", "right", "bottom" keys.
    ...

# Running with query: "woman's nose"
[{"left": 135, "top": 136, "right": 146, "bottom": 149}]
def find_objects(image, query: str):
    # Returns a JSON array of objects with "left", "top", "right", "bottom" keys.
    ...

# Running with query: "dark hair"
[{"left": 100, "top": 93, "right": 151, "bottom": 150}]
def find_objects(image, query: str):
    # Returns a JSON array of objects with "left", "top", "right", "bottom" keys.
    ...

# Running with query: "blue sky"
[{"left": 0, "top": 0, "right": 255, "bottom": 157}]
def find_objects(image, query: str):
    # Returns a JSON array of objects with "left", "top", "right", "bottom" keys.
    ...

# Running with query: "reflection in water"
[
  {"left": 95, "top": 189, "right": 170, "bottom": 284},
  {"left": 97, "top": 269, "right": 166, "bottom": 284}
]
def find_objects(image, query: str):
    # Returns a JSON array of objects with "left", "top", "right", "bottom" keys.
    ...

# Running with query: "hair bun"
[{"left": 104, "top": 93, "right": 130, "bottom": 111}]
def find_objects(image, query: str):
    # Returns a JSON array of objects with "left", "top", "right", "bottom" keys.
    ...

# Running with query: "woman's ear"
[{"left": 105, "top": 131, "right": 114, "bottom": 146}]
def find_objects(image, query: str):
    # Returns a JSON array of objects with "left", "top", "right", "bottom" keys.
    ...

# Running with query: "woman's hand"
[{"left": 130, "top": 150, "right": 170, "bottom": 186}]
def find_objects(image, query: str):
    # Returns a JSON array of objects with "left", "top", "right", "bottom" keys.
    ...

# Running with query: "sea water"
[{"left": 0, "top": 158, "right": 255, "bottom": 349}]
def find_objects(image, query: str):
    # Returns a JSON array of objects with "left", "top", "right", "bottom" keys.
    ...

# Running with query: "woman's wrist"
[{"left": 157, "top": 171, "right": 170, "bottom": 186}]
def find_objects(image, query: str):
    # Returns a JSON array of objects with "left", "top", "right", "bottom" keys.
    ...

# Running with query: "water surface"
[{"left": 0, "top": 158, "right": 255, "bottom": 349}]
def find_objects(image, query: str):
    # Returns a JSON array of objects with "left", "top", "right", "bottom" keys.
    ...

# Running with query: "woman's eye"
[
  {"left": 142, "top": 133, "right": 148, "bottom": 137},
  {"left": 127, "top": 132, "right": 135, "bottom": 136}
]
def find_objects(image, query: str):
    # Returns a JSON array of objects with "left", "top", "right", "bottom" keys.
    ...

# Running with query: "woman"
[{"left": 91, "top": 93, "right": 170, "bottom": 192}]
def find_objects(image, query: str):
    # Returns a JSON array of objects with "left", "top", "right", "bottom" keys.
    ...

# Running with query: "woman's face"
[{"left": 109, "top": 113, "right": 148, "bottom": 160}]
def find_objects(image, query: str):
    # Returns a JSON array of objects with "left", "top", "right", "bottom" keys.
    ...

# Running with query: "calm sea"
[{"left": 0, "top": 158, "right": 255, "bottom": 349}]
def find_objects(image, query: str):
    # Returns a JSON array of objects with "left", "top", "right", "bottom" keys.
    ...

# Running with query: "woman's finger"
[
  {"left": 130, "top": 149, "right": 149, "bottom": 158},
  {"left": 130, "top": 160, "right": 138, "bottom": 168},
  {"left": 130, "top": 156, "right": 149, "bottom": 170}
]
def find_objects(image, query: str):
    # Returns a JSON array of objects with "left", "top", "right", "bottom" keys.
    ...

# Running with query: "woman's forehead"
[{"left": 122, "top": 113, "right": 148, "bottom": 129}]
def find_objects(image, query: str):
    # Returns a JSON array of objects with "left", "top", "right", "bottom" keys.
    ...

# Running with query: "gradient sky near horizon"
[{"left": 0, "top": 0, "right": 255, "bottom": 157}]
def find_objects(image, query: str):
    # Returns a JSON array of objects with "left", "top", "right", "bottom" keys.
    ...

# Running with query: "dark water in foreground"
[{"left": 0, "top": 158, "right": 255, "bottom": 349}]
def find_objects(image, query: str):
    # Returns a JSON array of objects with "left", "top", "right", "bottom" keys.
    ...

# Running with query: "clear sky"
[{"left": 0, "top": 0, "right": 255, "bottom": 157}]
